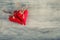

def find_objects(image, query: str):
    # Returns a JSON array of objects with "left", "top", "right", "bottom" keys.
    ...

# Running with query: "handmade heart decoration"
[{"left": 8, "top": 9, "right": 28, "bottom": 25}]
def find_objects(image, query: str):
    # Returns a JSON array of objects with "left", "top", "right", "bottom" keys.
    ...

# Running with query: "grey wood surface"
[{"left": 0, "top": 0, "right": 60, "bottom": 40}]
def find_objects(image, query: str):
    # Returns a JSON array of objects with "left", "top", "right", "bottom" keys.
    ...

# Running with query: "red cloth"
[{"left": 9, "top": 10, "right": 28, "bottom": 25}]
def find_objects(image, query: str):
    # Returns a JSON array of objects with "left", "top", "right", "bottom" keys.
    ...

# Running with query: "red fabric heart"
[{"left": 8, "top": 10, "right": 28, "bottom": 25}]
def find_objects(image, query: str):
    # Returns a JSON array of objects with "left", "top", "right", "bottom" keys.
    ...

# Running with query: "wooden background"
[{"left": 0, "top": 0, "right": 60, "bottom": 40}]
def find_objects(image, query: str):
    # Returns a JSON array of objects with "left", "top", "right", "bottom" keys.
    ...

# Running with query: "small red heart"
[{"left": 8, "top": 10, "right": 28, "bottom": 25}]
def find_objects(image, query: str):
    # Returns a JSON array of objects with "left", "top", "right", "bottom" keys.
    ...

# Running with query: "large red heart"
[{"left": 8, "top": 10, "right": 28, "bottom": 25}]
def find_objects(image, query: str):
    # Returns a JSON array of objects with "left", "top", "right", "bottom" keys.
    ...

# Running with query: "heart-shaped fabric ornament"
[{"left": 8, "top": 10, "right": 28, "bottom": 25}]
